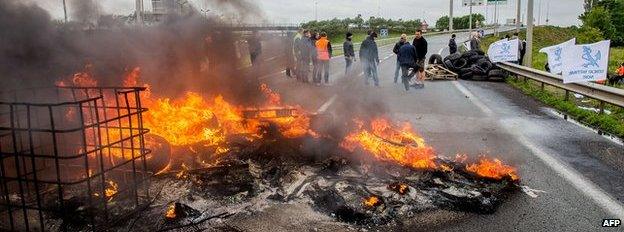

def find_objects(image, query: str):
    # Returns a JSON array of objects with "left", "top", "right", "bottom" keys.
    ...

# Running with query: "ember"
[
  {"left": 165, "top": 204, "right": 177, "bottom": 220},
  {"left": 388, "top": 182, "right": 410, "bottom": 195},
  {"left": 104, "top": 180, "right": 119, "bottom": 201},
  {"left": 363, "top": 196, "right": 383, "bottom": 208}
]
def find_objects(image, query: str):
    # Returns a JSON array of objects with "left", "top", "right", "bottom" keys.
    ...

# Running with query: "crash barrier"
[{"left": 497, "top": 62, "right": 624, "bottom": 111}]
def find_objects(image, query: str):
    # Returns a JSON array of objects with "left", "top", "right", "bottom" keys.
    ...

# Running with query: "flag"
[
  {"left": 539, "top": 38, "right": 575, "bottom": 74},
  {"left": 561, "top": 40, "right": 610, "bottom": 84},
  {"left": 487, "top": 38, "right": 519, "bottom": 63}
]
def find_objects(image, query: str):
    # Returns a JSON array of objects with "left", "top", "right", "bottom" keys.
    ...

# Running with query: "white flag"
[
  {"left": 561, "top": 40, "right": 610, "bottom": 84},
  {"left": 487, "top": 38, "right": 519, "bottom": 63},
  {"left": 539, "top": 38, "right": 576, "bottom": 74}
]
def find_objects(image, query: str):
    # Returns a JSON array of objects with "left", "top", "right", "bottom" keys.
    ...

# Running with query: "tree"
[
  {"left": 436, "top": 14, "right": 484, "bottom": 30},
  {"left": 576, "top": 26, "right": 604, "bottom": 44},
  {"left": 581, "top": 0, "right": 624, "bottom": 45}
]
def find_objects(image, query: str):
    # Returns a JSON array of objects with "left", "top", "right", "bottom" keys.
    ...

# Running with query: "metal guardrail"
[{"left": 497, "top": 62, "right": 624, "bottom": 110}]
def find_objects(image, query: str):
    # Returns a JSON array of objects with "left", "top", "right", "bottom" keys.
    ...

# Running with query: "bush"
[{"left": 576, "top": 26, "right": 605, "bottom": 44}]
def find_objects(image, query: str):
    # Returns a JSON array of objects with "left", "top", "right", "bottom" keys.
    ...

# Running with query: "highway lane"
[{"left": 238, "top": 30, "right": 624, "bottom": 231}]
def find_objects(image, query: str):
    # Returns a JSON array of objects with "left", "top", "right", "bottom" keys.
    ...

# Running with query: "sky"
[{"left": 34, "top": 0, "right": 584, "bottom": 27}]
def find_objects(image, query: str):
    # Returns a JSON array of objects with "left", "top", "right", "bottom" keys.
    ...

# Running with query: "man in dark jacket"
[
  {"left": 398, "top": 42, "right": 422, "bottom": 91},
  {"left": 449, "top": 34, "right": 457, "bottom": 54},
  {"left": 393, "top": 34, "right": 408, "bottom": 83},
  {"left": 412, "top": 30, "right": 427, "bottom": 79},
  {"left": 248, "top": 30, "right": 262, "bottom": 66},
  {"left": 297, "top": 30, "right": 315, "bottom": 83},
  {"left": 360, "top": 32, "right": 380, "bottom": 86},
  {"left": 343, "top": 32, "right": 356, "bottom": 75}
]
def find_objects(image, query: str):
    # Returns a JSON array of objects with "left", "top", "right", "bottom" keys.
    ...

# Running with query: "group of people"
[
  {"left": 284, "top": 29, "right": 429, "bottom": 91},
  {"left": 288, "top": 29, "right": 333, "bottom": 86},
  {"left": 392, "top": 30, "right": 428, "bottom": 91}
]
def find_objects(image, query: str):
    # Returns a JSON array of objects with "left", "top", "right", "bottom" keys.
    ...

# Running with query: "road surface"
[{"left": 233, "top": 29, "right": 624, "bottom": 231}]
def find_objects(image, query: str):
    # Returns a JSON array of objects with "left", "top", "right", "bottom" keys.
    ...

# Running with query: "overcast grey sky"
[{"left": 35, "top": 0, "right": 584, "bottom": 26}]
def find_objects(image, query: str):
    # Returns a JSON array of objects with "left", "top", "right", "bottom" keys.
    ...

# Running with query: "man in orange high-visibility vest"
[{"left": 314, "top": 32, "right": 333, "bottom": 85}]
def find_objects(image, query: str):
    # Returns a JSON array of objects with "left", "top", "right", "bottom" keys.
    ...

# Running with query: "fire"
[
  {"left": 388, "top": 182, "right": 410, "bottom": 195},
  {"left": 341, "top": 118, "right": 437, "bottom": 170},
  {"left": 466, "top": 157, "right": 519, "bottom": 181},
  {"left": 165, "top": 203, "right": 176, "bottom": 220},
  {"left": 104, "top": 180, "right": 118, "bottom": 201},
  {"left": 363, "top": 195, "right": 382, "bottom": 208}
]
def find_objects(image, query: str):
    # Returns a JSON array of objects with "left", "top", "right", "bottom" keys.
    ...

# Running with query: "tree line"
[
  {"left": 581, "top": 0, "right": 624, "bottom": 45},
  {"left": 434, "top": 14, "right": 485, "bottom": 31},
  {"left": 300, "top": 15, "right": 422, "bottom": 38}
]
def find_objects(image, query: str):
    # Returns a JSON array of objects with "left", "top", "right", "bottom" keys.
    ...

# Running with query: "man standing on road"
[
  {"left": 248, "top": 30, "right": 262, "bottom": 66},
  {"left": 343, "top": 32, "right": 356, "bottom": 75},
  {"left": 397, "top": 41, "right": 422, "bottom": 91},
  {"left": 287, "top": 29, "right": 303, "bottom": 78},
  {"left": 359, "top": 32, "right": 380, "bottom": 86},
  {"left": 315, "top": 32, "right": 333, "bottom": 85},
  {"left": 470, "top": 32, "right": 481, "bottom": 51},
  {"left": 297, "top": 30, "right": 314, "bottom": 83},
  {"left": 412, "top": 30, "right": 427, "bottom": 81},
  {"left": 449, "top": 34, "right": 457, "bottom": 54},
  {"left": 393, "top": 34, "right": 408, "bottom": 83}
]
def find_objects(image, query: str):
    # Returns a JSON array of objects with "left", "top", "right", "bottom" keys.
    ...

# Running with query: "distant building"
[{"left": 420, "top": 20, "right": 429, "bottom": 32}]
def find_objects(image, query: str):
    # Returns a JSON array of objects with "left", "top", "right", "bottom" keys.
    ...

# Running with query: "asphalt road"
[{"left": 237, "top": 29, "right": 624, "bottom": 231}]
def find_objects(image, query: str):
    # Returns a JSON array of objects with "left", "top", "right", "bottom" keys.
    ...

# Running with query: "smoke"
[
  {"left": 0, "top": 0, "right": 269, "bottom": 104},
  {"left": 69, "top": 0, "right": 100, "bottom": 26}
]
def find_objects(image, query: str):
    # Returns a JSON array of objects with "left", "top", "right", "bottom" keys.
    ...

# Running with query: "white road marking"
[
  {"left": 451, "top": 80, "right": 624, "bottom": 219},
  {"left": 316, "top": 94, "right": 337, "bottom": 113},
  {"left": 451, "top": 81, "right": 494, "bottom": 116}
]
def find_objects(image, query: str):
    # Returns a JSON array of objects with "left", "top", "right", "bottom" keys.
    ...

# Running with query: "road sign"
[
  {"left": 463, "top": 0, "right": 485, "bottom": 6},
  {"left": 487, "top": 0, "right": 508, "bottom": 5},
  {"left": 380, "top": 28, "right": 389, "bottom": 37}
]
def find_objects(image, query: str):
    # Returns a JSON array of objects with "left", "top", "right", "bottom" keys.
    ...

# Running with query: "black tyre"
[
  {"left": 469, "top": 55, "right": 486, "bottom": 64},
  {"left": 444, "top": 59, "right": 456, "bottom": 71},
  {"left": 477, "top": 60, "right": 493, "bottom": 73},
  {"left": 459, "top": 68, "right": 473, "bottom": 80},
  {"left": 445, "top": 53, "right": 462, "bottom": 62},
  {"left": 488, "top": 69, "right": 506, "bottom": 78},
  {"left": 453, "top": 58, "right": 469, "bottom": 69},
  {"left": 428, "top": 54, "right": 444, "bottom": 65},
  {"left": 472, "top": 74, "right": 490, "bottom": 81},
  {"left": 471, "top": 65, "right": 487, "bottom": 75},
  {"left": 461, "top": 50, "right": 478, "bottom": 59},
  {"left": 475, "top": 50, "right": 486, "bottom": 56}
]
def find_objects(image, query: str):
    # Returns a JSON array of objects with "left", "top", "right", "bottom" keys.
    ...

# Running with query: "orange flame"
[
  {"left": 104, "top": 180, "right": 118, "bottom": 201},
  {"left": 466, "top": 157, "right": 519, "bottom": 181},
  {"left": 341, "top": 118, "right": 437, "bottom": 169}
]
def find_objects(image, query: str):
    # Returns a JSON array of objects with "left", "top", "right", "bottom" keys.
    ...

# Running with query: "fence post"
[
  {"left": 564, "top": 90, "right": 569, "bottom": 101},
  {"left": 599, "top": 101, "right": 605, "bottom": 114}
]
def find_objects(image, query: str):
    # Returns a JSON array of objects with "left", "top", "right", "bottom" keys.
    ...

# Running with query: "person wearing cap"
[
  {"left": 343, "top": 32, "right": 356, "bottom": 75},
  {"left": 359, "top": 31, "right": 380, "bottom": 86},
  {"left": 393, "top": 34, "right": 408, "bottom": 83}
]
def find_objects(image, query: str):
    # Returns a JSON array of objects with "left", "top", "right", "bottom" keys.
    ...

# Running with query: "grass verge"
[{"left": 507, "top": 77, "right": 624, "bottom": 139}]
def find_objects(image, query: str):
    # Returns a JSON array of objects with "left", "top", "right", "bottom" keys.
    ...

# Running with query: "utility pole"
[
  {"left": 314, "top": 0, "right": 318, "bottom": 21},
  {"left": 516, "top": 0, "right": 522, "bottom": 32},
  {"left": 545, "top": 1, "right": 550, "bottom": 25},
  {"left": 494, "top": 0, "right": 499, "bottom": 36},
  {"left": 469, "top": 1, "right": 473, "bottom": 35},
  {"left": 449, "top": 0, "right": 454, "bottom": 31},
  {"left": 525, "top": 0, "right": 534, "bottom": 68},
  {"left": 537, "top": 0, "right": 541, "bottom": 25},
  {"left": 135, "top": 0, "right": 143, "bottom": 25},
  {"left": 62, "top": 0, "right": 68, "bottom": 22}
]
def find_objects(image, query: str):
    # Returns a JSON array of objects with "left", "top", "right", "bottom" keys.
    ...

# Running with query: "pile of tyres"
[{"left": 428, "top": 50, "right": 506, "bottom": 80}]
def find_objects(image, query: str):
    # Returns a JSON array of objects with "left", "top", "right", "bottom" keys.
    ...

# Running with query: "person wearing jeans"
[
  {"left": 397, "top": 41, "right": 420, "bottom": 91},
  {"left": 393, "top": 34, "right": 408, "bottom": 83},
  {"left": 343, "top": 32, "right": 355, "bottom": 75},
  {"left": 314, "top": 32, "right": 332, "bottom": 85}
]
